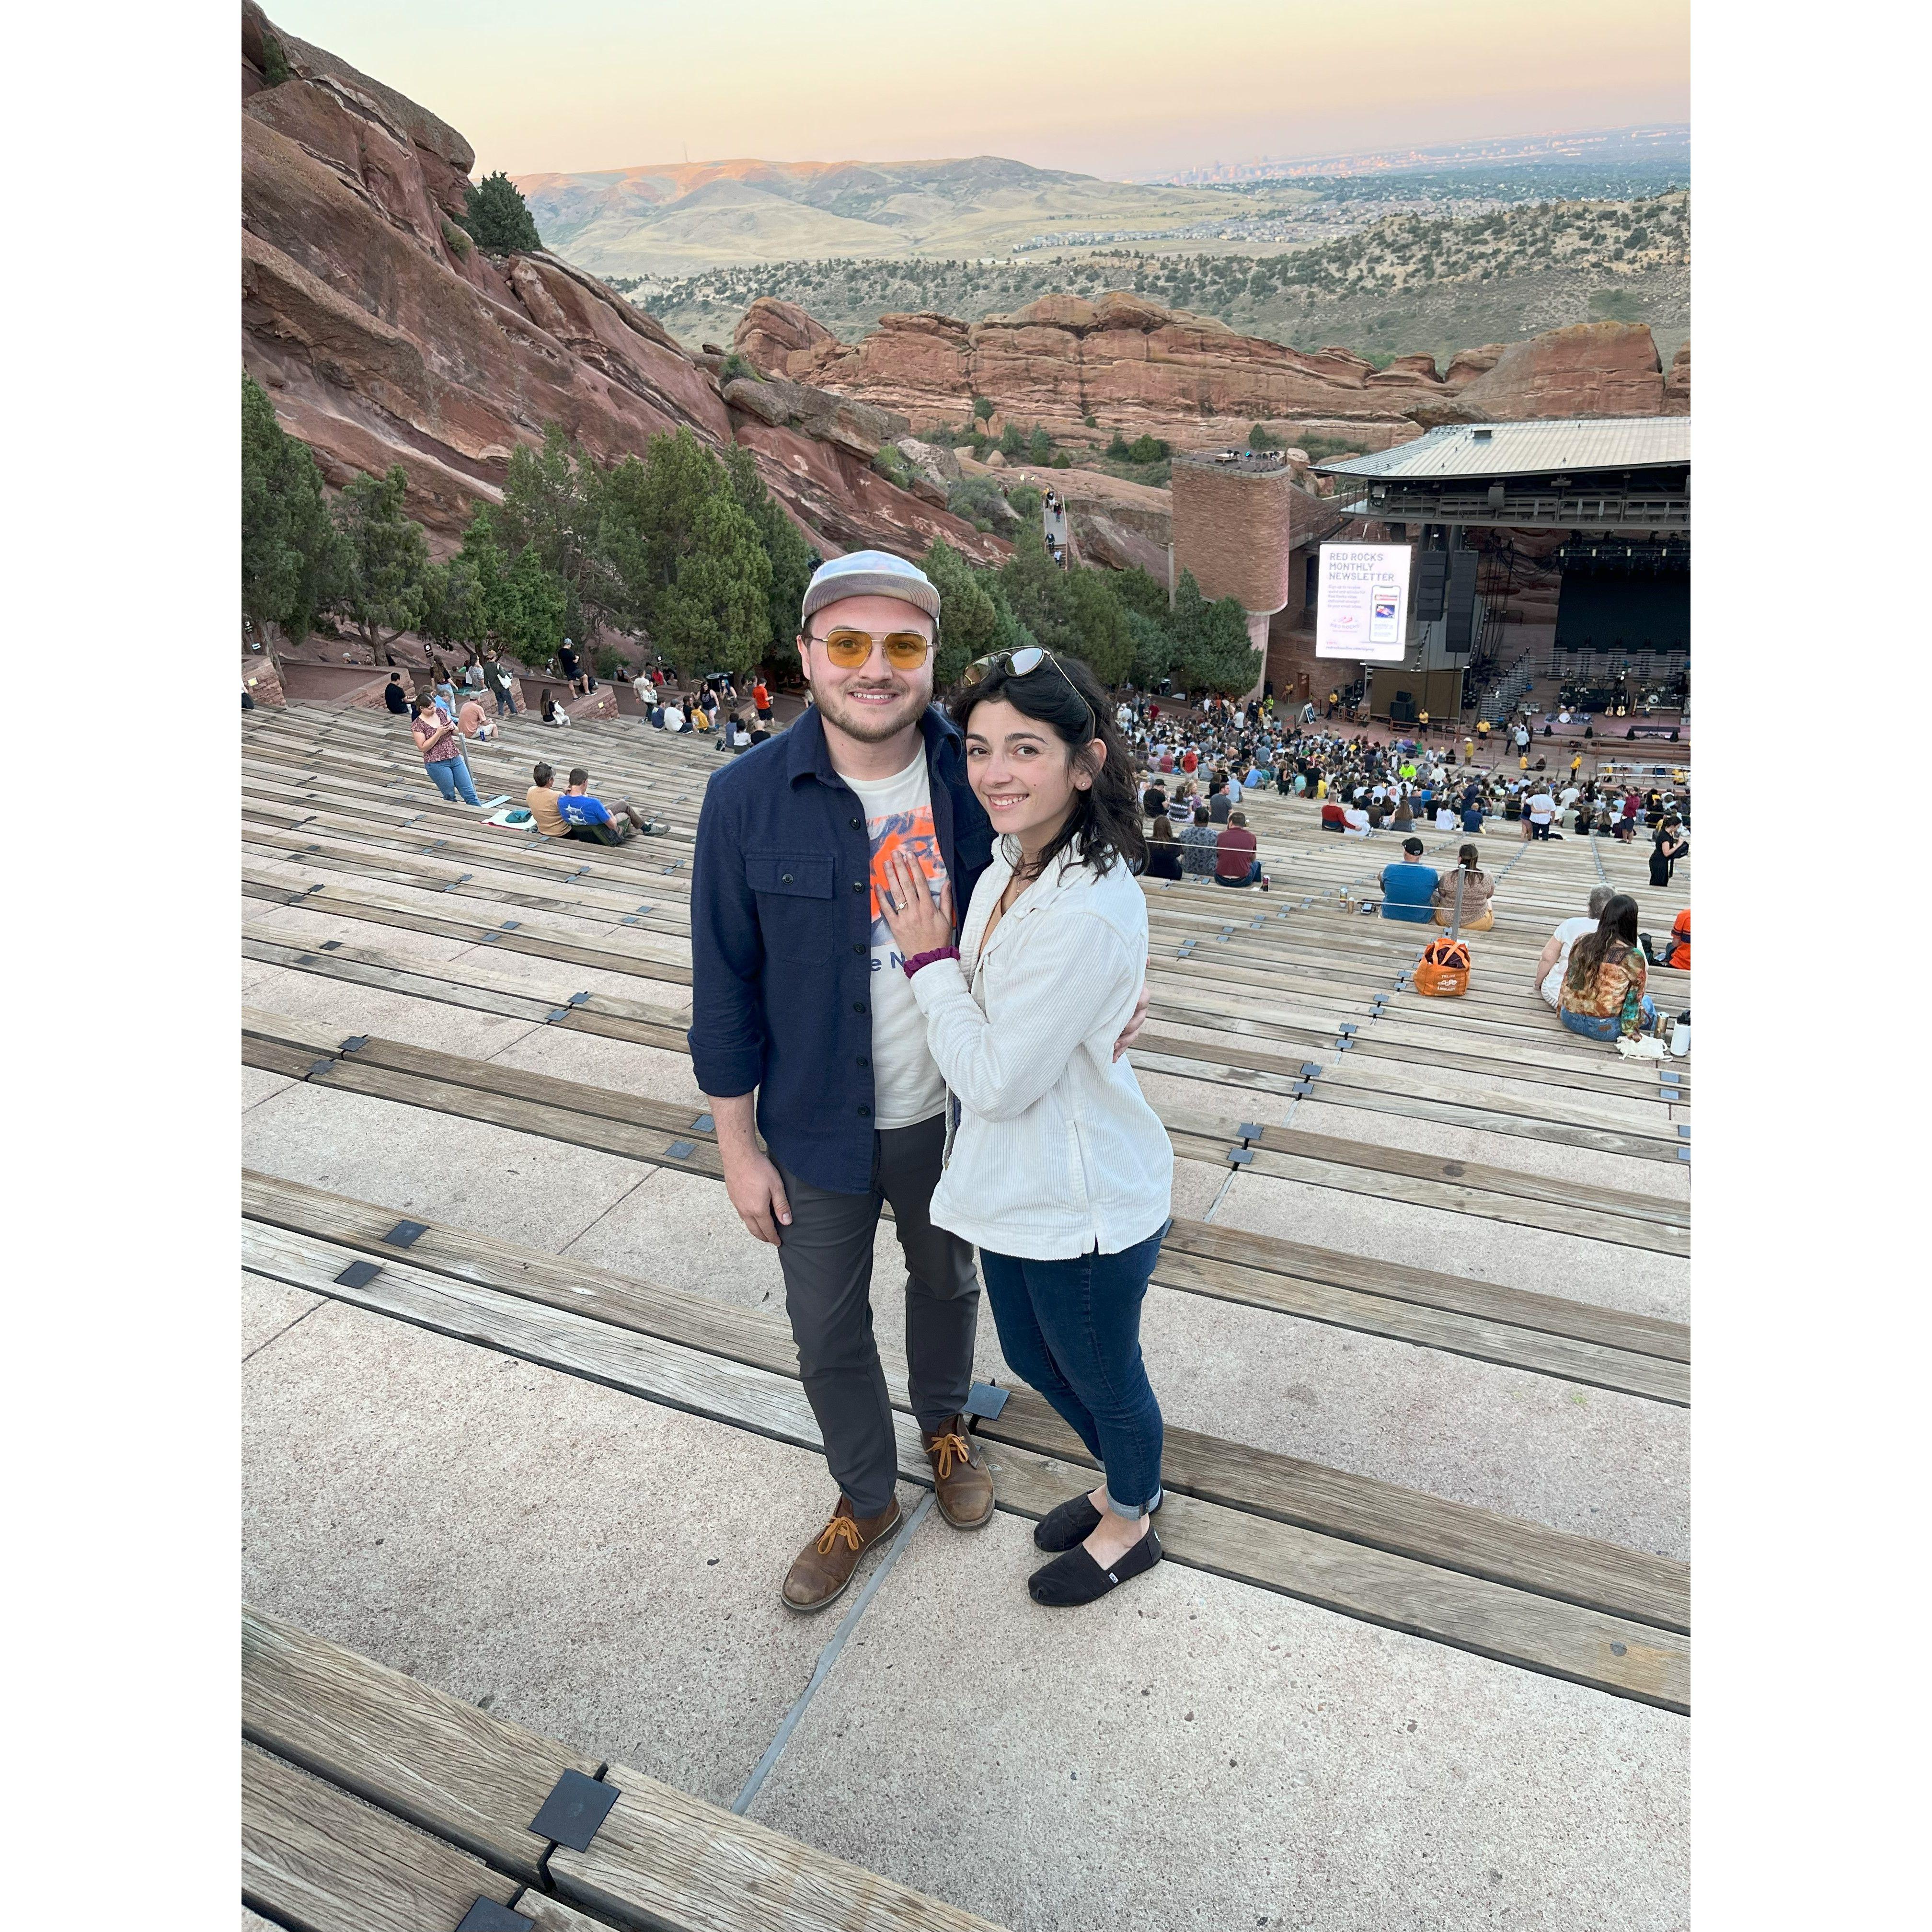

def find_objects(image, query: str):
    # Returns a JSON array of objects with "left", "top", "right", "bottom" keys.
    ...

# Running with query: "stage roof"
[{"left": 1317, "top": 418, "right": 1691, "bottom": 483}]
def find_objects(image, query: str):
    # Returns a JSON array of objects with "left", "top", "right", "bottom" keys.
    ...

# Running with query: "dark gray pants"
[{"left": 774, "top": 1115, "right": 979, "bottom": 1518}]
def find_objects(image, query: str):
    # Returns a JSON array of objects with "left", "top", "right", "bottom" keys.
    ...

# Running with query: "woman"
[
  {"left": 1649, "top": 816, "right": 1689, "bottom": 886},
  {"left": 1558, "top": 894, "right": 1657, "bottom": 1042},
  {"left": 1432, "top": 844, "right": 1495, "bottom": 931},
  {"left": 1144, "top": 812, "right": 1184, "bottom": 880},
  {"left": 880, "top": 648, "right": 1171, "bottom": 1608},
  {"left": 541, "top": 693, "right": 572, "bottom": 727},
  {"left": 1390, "top": 792, "right": 1414, "bottom": 832}
]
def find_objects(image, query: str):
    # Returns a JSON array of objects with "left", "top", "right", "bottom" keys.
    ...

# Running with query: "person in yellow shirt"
[
  {"left": 1314, "top": 775, "right": 1328, "bottom": 801},
  {"left": 1464, "top": 736, "right": 1475, "bottom": 762}
]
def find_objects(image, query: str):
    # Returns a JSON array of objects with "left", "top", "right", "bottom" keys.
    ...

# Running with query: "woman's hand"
[{"left": 880, "top": 848, "right": 955, "bottom": 959}]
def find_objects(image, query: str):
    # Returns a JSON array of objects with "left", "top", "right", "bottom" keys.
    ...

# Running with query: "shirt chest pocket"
[{"left": 746, "top": 851, "right": 840, "bottom": 961}]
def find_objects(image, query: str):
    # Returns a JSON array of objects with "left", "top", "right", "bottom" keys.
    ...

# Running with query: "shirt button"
[
  {"left": 781, "top": 872, "right": 794, "bottom": 883},
  {"left": 850, "top": 817, "right": 862, "bottom": 829},
  {"left": 852, "top": 880, "right": 865, "bottom": 892},
  {"left": 857, "top": 1104, "right": 871, "bottom": 1117},
  {"left": 857, "top": 1055, "right": 870, "bottom": 1069},
  {"left": 853, "top": 943, "right": 866, "bottom": 954},
  {"left": 853, "top": 1001, "right": 867, "bottom": 1015}
]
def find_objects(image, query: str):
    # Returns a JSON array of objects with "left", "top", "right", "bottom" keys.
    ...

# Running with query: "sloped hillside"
[{"left": 238, "top": 2, "right": 1002, "bottom": 564}]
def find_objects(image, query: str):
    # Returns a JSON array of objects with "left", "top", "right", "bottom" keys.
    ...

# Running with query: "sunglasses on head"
[
  {"left": 960, "top": 645, "right": 1096, "bottom": 736},
  {"left": 811, "top": 627, "right": 932, "bottom": 670}
]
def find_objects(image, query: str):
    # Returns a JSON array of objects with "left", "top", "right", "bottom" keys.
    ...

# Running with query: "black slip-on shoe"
[
  {"left": 1032, "top": 1493, "right": 1104, "bottom": 1552},
  {"left": 1027, "top": 1526, "right": 1163, "bottom": 1607}
]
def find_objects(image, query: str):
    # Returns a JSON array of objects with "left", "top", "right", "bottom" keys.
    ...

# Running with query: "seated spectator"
[
  {"left": 1532, "top": 886, "right": 1616, "bottom": 1009},
  {"left": 1341, "top": 802, "right": 1371, "bottom": 835},
  {"left": 1320, "top": 799, "right": 1347, "bottom": 833},
  {"left": 1435, "top": 801, "right": 1458, "bottom": 831},
  {"left": 434, "top": 667, "right": 460, "bottom": 719},
  {"left": 457, "top": 694, "right": 494, "bottom": 743},
  {"left": 1379, "top": 838, "right": 1438, "bottom": 921},
  {"left": 1432, "top": 845, "right": 1494, "bottom": 931},
  {"left": 557, "top": 766, "right": 650, "bottom": 844},
  {"left": 382, "top": 671, "right": 412, "bottom": 716},
  {"left": 541, "top": 693, "right": 572, "bottom": 726},
  {"left": 719, "top": 713, "right": 748, "bottom": 752},
  {"left": 1145, "top": 813, "right": 1184, "bottom": 880},
  {"left": 1661, "top": 907, "right": 1691, "bottom": 969},
  {"left": 1143, "top": 780, "right": 1169, "bottom": 820},
  {"left": 1365, "top": 799, "right": 1387, "bottom": 830},
  {"left": 1208, "top": 782, "right": 1233, "bottom": 825},
  {"left": 662, "top": 698, "right": 688, "bottom": 734},
  {"left": 1391, "top": 793, "right": 1414, "bottom": 832},
  {"left": 1559, "top": 895, "right": 1656, "bottom": 1041},
  {"left": 1650, "top": 817, "right": 1689, "bottom": 886},
  {"left": 411, "top": 696, "right": 480, "bottom": 806},
  {"left": 1214, "top": 811, "right": 1267, "bottom": 890},
  {"left": 1460, "top": 797, "right": 1484, "bottom": 833},
  {"left": 525, "top": 761, "right": 569, "bottom": 838},
  {"left": 1179, "top": 805, "right": 1220, "bottom": 876}
]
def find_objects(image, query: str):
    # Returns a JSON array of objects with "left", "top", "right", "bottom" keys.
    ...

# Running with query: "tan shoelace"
[
  {"left": 927, "top": 1432, "right": 973, "bottom": 1482},
  {"left": 815, "top": 1513, "right": 862, "bottom": 1556}
]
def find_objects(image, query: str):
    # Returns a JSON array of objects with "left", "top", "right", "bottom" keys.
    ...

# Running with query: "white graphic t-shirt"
[{"left": 842, "top": 751, "right": 949, "bottom": 1129}]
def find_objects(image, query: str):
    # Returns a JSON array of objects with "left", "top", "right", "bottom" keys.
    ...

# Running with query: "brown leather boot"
[
  {"left": 922, "top": 1415, "right": 995, "bottom": 1530},
  {"left": 780, "top": 1495, "right": 902, "bottom": 1614}
]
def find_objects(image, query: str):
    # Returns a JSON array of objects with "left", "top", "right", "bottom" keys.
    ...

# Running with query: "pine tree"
[
  {"left": 920, "top": 538, "right": 1001, "bottom": 691},
  {"left": 723, "top": 444, "right": 814, "bottom": 655},
  {"left": 242, "top": 375, "right": 344, "bottom": 645},
  {"left": 331, "top": 465, "right": 429, "bottom": 663},
  {"left": 459, "top": 171, "right": 542, "bottom": 254}
]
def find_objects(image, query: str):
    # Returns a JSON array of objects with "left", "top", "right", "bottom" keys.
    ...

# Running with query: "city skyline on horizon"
[{"left": 269, "top": 0, "right": 1689, "bottom": 185}]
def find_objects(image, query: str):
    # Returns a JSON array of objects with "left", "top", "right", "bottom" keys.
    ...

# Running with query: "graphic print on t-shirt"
[{"left": 867, "top": 806, "right": 947, "bottom": 955}]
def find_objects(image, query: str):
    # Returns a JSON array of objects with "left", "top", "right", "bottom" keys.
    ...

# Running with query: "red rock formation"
[
  {"left": 1663, "top": 337, "right": 1690, "bottom": 415},
  {"left": 239, "top": 3, "right": 1000, "bottom": 564},
  {"left": 1453, "top": 322, "right": 1665, "bottom": 419},
  {"left": 738, "top": 292, "right": 1459, "bottom": 447}
]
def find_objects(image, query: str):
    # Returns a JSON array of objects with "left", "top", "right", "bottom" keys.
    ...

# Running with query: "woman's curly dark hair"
[{"left": 948, "top": 651, "right": 1146, "bottom": 880}]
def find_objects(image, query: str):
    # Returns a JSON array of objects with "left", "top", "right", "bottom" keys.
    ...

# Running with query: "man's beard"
[{"left": 811, "top": 672, "right": 924, "bottom": 744}]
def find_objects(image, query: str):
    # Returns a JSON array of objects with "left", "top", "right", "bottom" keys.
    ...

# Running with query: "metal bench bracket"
[{"left": 529, "top": 1768, "right": 621, "bottom": 1853}]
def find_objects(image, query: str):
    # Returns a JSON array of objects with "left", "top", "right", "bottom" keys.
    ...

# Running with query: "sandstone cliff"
[
  {"left": 239, "top": 4, "right": 1001, "bottom": 564},
  {"left": 735, "top": 296, "right": 1688, "bottom": 448}
]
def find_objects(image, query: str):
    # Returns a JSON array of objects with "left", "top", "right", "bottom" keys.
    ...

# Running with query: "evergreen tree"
[
  {"left": 494, "top": 544, "right": 570, "bottom": 662},
  {"left": 460, "top": 171, "right": 542, "bottom": 254},
  {"left": 1169, "top": 571, "right": 1259, "bottom": 695},
  {"left": 1066, "top": 565, "right": 1133, "bottom": 687},
  {"left": 419, "top": 554, "right": 489, "bottom": 656},
  {"left": 723, "top": 444, "right": 814, "bottom": 654},
  {"left": 920, "top": 537, "right": 1001, "bottom": 691},
  {"left": 1125, "top": 608, "right": 1175, "bottom": 689},
  {"left": 997, "top": 525, "right": 1078, "bottom": 656},
  {"left": 242, "top": 375, "right": 343, "bottom": 644},
  {"left": 331, "top": 465, "right": 429, "bottom": 662},
  {"left": 496, "top": 425, "right": 615, "bottom": 644}
]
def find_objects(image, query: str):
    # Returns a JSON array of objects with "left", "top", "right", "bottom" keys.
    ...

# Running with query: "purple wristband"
[{"left": 903, "top": 945, "right": 959, "bottom": 978}]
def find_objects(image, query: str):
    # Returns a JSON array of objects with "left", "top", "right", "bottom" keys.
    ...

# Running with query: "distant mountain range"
[
  {"left": 513, "top": 156, "right": 1306, "bottom": 275},
  {"left": 1155, "top": 124, "right": 1690, "bottom": 186}
]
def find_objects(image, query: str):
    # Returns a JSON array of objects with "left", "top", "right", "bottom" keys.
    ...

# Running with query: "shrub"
[
  {"left": 1247, "top": 423, "right": 1281, "bottom": 451},
  {"left": 441, "top": 218, "right": 472, "bottom": 259},
  {"left": 973, "top": 396, "right": 996, "bottom": 424},
  {"left": 1027, "top": 425, "right": 1053, "bottom": 465},
  {"left": 718, "top": 351, "right": 762, "bottom": 384},
  {"left": 593, "top": 644, "right": 629, "bottom": 682},
  {"left": 1006, "top": 483, "right": 1043, "bottom": 522},
  {"left": 1126, "top": 434, "right": 1168, "bottom": 464},
  {"left": 1083, "top": 413, "right": 1098, "bottom": 428},
  {"left": 1051, "top": 448, "right": 1074, "bottom": 469},
  {"left": 871, "top": 444, "right": 910, "bottom": 488},
  {"left": 999, "top": 422, "right": 1025, "bottom": 458},
  {"left": 260, "top": 31, "right": 290, "bottom": 86},
  {"left": 1106, "top": 429, "right": 1131, "bottom": 460}
]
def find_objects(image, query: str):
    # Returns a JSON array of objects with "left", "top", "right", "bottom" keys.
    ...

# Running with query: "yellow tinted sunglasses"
[{"left": 813, "top": 627, "right": 932, "bottom": 670}]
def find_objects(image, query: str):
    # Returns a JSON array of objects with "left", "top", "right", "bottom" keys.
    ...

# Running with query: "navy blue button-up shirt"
[{"left": 688, "top": 703, "right": 995, "bottom": 1195}]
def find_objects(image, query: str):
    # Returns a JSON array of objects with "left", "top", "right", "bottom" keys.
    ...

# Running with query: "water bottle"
[{"left": 1669, "top": 1016, "right": 1690, "bottom": 1057}]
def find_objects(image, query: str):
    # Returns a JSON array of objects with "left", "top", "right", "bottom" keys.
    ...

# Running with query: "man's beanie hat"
[{"left": 800, "top": 550, "right": 941, "bottom": 629}]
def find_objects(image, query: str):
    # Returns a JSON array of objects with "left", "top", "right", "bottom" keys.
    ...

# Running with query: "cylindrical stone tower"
[{"left": 1170, "top": 451, "right": 1298, "bottom": 698}]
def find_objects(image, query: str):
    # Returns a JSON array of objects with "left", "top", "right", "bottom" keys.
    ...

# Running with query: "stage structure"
[{"left": 1313, "top": 418, "right": 1691, "bottom": 725}]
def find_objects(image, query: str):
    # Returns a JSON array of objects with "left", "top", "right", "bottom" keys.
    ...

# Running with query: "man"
[
  {"left": 557, "top": 638, "right": 586, "bottom": 694},
  {"left": 1214, "top": 810, "right": 1267, "bottom": 890},
  {"left": 752, "top": 677, "right": 772, "bottom": 725},
  {"left": 411, "top": 696, "right": 480, "bottom": 806},
  {"left": 1532, "top": 886, "right": 1615, "bottom": 1008},
  {"left": 486, "top": 656, "right": 520, "bottom": 716},
  {"left": 1142, "top": 778, "right": 1168, "bottom": 821},
  {"left": 1417, "top": 708, "right": 1430, "bottom": 736},
  {"left": 556, "top": 766, "right": 651, "bottom": 844},
  {"left": 661, "top": 697, "right": 687, "bottom": 735},
  {"left": 382, "top": 672, "right": 412, "bottom": 717},
  {"left": 1179, "top": 803, "right": 1220, "bottom": 875},
  {"left": 457, "top": 694, "right": 495, "bottom": 744},
  {"left": 1379, "top": 838, "right": 1438, "bottom": 921},
  {"left": 1527, "top": 786, "right": 1557, "bottom": 840},
  {"left": 690, "top": 551, "right": 1147, "bottom": 1614},
  {"left": 1207, "top": 782, "right": 1233, "bottom": 826}
]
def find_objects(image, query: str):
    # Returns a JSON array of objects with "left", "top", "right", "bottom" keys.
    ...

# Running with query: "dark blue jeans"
[{"left": 978, "top": 1222, "right": 1168, "bottom": 1518}]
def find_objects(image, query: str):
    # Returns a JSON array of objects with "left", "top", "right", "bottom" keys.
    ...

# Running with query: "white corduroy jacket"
[{"left": 909, "top": 837, "right": 1173, "bottom": 1260}]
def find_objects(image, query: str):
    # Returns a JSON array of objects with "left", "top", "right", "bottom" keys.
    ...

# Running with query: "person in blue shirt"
[
  {"left": 1460, "top": 797, "right": 1485, "bottom": 833},
  {"left": 1379, "top": 838, "right": 1438, "bottom": 922},
  {"left": 1243, "top": 762, "right": 1268, "bottom": 789},
  {"left": 556, "top": 767, "right": 649, "bottom": 845}
]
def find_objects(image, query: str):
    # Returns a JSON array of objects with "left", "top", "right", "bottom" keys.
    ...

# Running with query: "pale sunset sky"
[{"left": 270, "top": 0, "right": 1689, "bottom": 181}]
